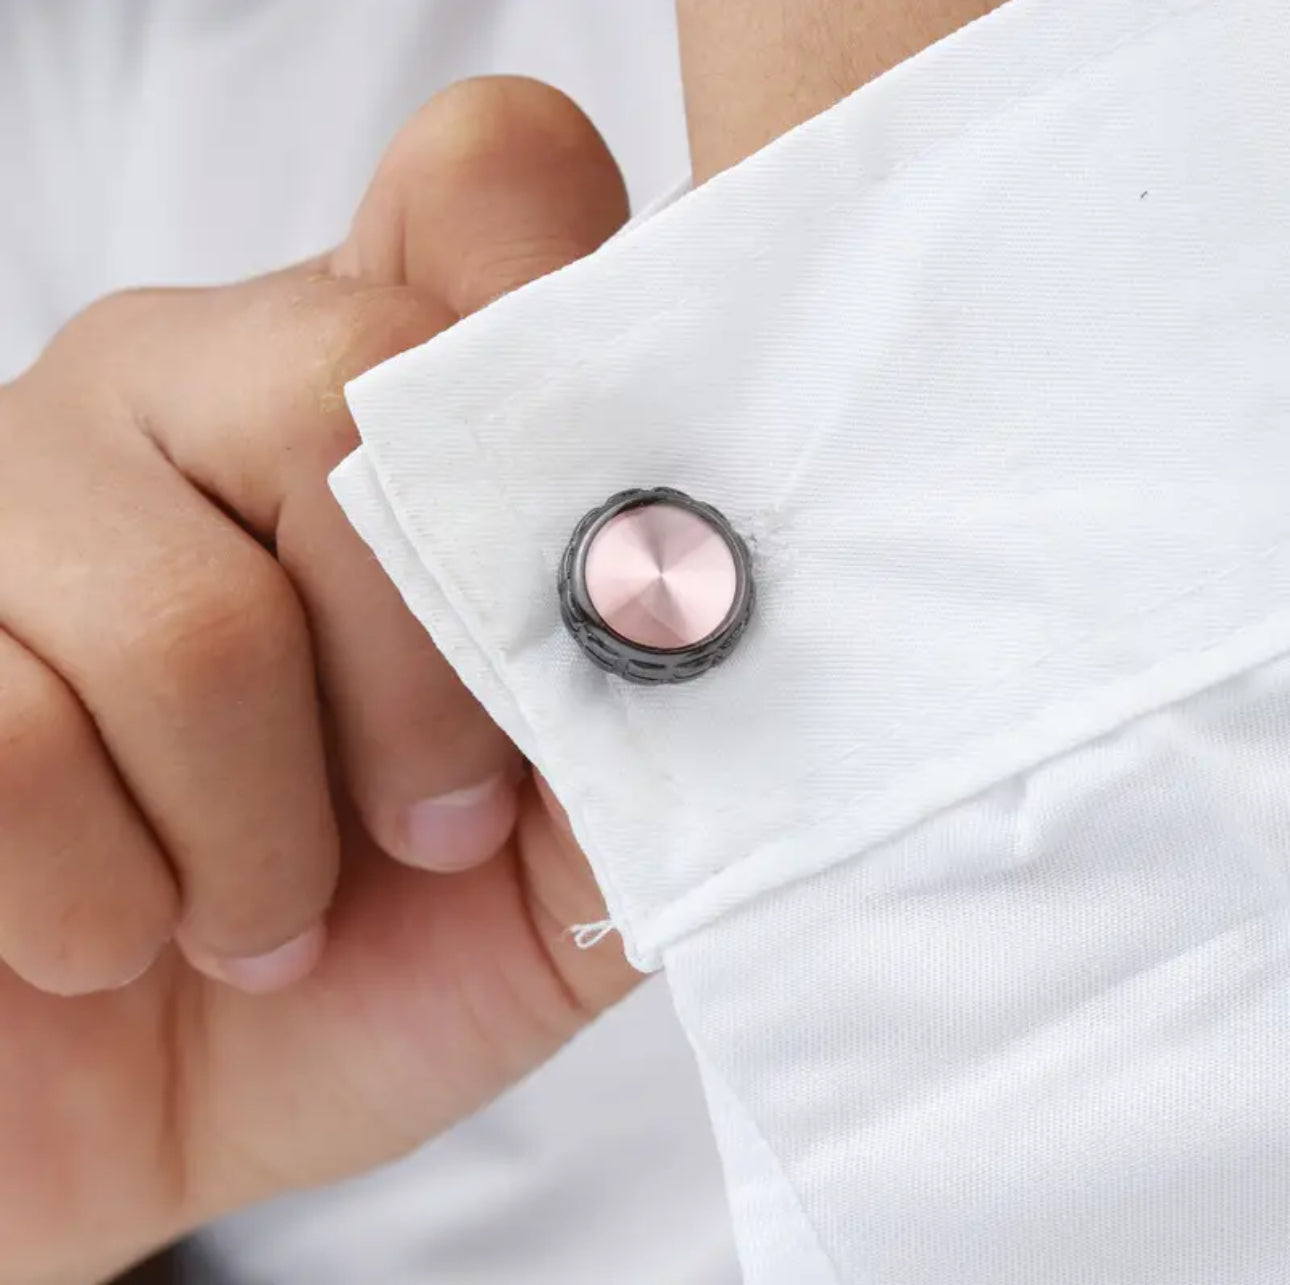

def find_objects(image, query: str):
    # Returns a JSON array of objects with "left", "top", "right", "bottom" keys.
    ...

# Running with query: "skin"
[
  {"left": 0, "top": 3, "right": 1006, "bottom": 1280},
  {"left": 0, "top": 80, "right": 636, "bottom": 1285},
  {"left": 678, "top": 0, "right": 1006, "bottom": 180}
]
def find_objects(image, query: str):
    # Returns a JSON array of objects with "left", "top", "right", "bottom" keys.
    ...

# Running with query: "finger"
[
  {"left": 46, "top": 263, "right": 501, "bottom": 877},
  {"left": 86, "top": 267, "right": 504, "bottom": 877},
  {"left": 13, "top": 78, "right": 627, "bottom": 899},
  {"left": 0, "top": 628, "right": 177, "bottom": 995},
  {"left": 334, "top": 76, "right": 629, "bottom": 314},
  {"left": 677, "top": 0, "right": 1003, "bottom": 182},
  {"left": 275, "top": 477, "right": 524, "bottom": 874},
  {"left": 311, "top": 77, "right": 628, "bottom": 868},
  {"left": 0, "top": 371, "right": 338, "bottom": 991},
  {"left": 118, "top": 78, "right": 628, "bottom": 877}
]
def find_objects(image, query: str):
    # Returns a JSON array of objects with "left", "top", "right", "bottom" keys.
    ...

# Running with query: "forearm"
[{"left": 677, "top": 0, "right": 1005, "bottom": 179}]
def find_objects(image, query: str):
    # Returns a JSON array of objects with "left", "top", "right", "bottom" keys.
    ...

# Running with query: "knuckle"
[
  {"left": 334, "top": 287, "right": 445, "bottom": 383},
  {"left": 73, "top": 289, "right": 150, "bottom": 333},
  {"left": 119, "top": 551, "right": 306, "bottom": 704},
  {"left": 281, "top": 284, "right": 445, "bottom": 470},
  {"left": 47, "top": 289, "right": 166, "bottom": 365}
]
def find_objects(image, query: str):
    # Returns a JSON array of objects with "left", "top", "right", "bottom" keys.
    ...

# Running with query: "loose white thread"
[{"left": 568, "top": 919, "right": 617, "bottom": 949}]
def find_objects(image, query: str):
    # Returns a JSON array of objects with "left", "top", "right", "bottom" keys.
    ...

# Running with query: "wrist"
[{"left": 678, "top": 0, "right": 1005, "bottom": 179}]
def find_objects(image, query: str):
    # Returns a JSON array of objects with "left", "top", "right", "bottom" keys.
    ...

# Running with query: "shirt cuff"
[{"left": 331, "top": 0, "right": 1290, "bottom": 970}]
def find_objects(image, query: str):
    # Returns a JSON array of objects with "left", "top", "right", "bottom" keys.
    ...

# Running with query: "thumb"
[
  {"left": 334, "top": 76, "right": 629, "bottom": 311},
  {"left": 677, "top": 0, "right": 1002, "bottom": 183},
  {"left": 283, "top": 78, "right": 627, "bottom": 873}
]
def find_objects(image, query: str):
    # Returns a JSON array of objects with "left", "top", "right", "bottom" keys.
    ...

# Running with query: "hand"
[{"left": 0, "top": 79, "right": 637, "bottom": 1285}]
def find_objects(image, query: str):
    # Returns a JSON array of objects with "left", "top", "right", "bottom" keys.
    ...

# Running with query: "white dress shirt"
[
  {"left": 335, "top": 0, "right": 1290, "bottom": 1280},
  {"left": 0, "top": 4, "right": 743, "bottom": 1284}
]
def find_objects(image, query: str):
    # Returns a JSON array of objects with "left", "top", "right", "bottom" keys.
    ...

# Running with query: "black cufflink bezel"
[{"left": 557, "top": 486, "right": 754, "bottom": 685}]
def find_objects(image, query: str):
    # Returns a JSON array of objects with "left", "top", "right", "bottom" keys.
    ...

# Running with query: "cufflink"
[{"left": 558, "top": 487, "right": 754, "bottom": 685}]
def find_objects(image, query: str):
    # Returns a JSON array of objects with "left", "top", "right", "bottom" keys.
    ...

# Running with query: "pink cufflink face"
[
  {"left": 559, "top": 488, "right": 754, "bottom": 684},
  {"left": 583, "top": 502, "right": 739, "bottom": 651}
]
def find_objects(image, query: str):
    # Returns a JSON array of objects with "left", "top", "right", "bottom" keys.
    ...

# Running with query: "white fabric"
[
  {"left": 0, "top": 5, "right": 741, "bottom": 1285},
  {"left": 334, "top": 0, "right": 1290, "bottom": 1279}
]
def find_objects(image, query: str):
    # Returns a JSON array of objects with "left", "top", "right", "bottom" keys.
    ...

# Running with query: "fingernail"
[
  {"left": 109, "top": 939, "right": 171, "bottom": 991},
  {"left": 400, "top": 774, "right": 518, "bottom": 873},
  {"left": 199, "top": 923, "right": 326, "bottom": 994}
]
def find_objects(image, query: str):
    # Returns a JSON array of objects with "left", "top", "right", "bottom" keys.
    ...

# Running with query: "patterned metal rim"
[{"left": 558, "top": 487, "right": 755, "bottom": 685}]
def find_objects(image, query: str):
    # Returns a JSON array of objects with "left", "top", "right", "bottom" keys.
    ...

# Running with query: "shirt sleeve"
[{"left": 329, "top": 1, "right": 1290, "bottom": 1279}]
